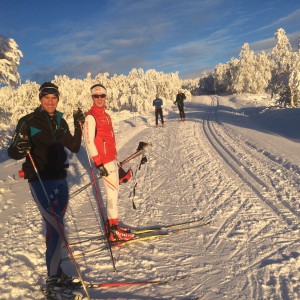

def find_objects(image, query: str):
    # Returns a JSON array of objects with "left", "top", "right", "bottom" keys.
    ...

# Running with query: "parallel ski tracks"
[{"left": 202, "top": 96, "right": 299, "bottom": 230}]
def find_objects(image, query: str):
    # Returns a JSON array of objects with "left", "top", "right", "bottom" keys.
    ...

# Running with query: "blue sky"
[{"left": 1, "top": 0, "right": 300, "bottom": 83}]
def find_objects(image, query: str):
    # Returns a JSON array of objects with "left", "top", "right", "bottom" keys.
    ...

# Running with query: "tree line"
[
  {"left": 198, "top": 28, "right": 300, "bottom": 107},
  {"left": 1, "top": 27, "right": 299, "bottom": 108}
]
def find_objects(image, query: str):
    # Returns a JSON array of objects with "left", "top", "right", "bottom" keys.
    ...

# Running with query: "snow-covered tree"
[
  {"left": 214, "top": 58, "right": 239, "bottom": 94},
  {"left": 233, "top": 43, "right": 257, "bottom": 93},
  {"left": 197, "top": 74, "right": 215, "bottom": 95},
  {"left": 233, "top": 44, "right": 272, "bottom": 94},
  {"left": 214, "top": 63, "right": 230, "bottom": 93},
  {"left": 213, "top": 27, "right": 299, "bottom": 104},
  {"left": 254, "top": 51, "right": 273, "bottom": 94},
  {"left": 288, "top": 69, "right": 300, "bottom": 107},
  {"left": 0, "top": 36, "right": 23, "bottom": 87},
  {"left": 0, "top": 68, "right": 190, "bottom": 123},
  {"left": 268, "top": 28, "right": 294, "bottom": 104}
]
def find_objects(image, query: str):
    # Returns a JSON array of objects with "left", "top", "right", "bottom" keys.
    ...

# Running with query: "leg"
[
  {"left": 103, "top": 160, "right": 134, "bottom": 241},
  {"left": 102, "top": 160, "right": 119, "bottom": 220},
  {"left": 159, "top": 108, "right": 164, "bottom": 124},
  {"left": 181, "top": 107, "right": 185, "bottom": 119},
  {"left": 179, "top": 107, "right": 185, "bottom": 120},
  {"left": 29, "top": 179, "right": 68, "bottom": 276},
  {"left": 155, "top": 109, "right": 159, "bottom": 125}
]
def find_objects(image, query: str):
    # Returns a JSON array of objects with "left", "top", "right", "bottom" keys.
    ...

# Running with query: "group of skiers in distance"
[{"left": 153, "top": 89, "right": 186, "bottom": 126}]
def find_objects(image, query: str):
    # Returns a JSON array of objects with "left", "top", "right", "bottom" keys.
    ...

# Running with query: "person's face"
[
  {"left": 92, "top": 93, "right": 107, "bottom": 108},
  {"left": 40, "top": 94, "right": 59, "bottom": 115}
]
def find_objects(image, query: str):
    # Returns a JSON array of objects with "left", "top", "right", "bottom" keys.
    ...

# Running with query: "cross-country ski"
[{"left": 63, "top": 219, "right": 211, "bottom": 260}]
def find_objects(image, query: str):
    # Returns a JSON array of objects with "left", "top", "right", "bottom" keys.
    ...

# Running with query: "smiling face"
[
  {"left": 40, "top": 94, "right": 59, "bottom": 116},
  {"left": 92, "top": 93, "right": 107, "bottom": 108}
]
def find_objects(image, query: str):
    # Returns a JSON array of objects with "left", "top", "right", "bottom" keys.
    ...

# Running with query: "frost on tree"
[
  {"left": 0, "top": 35, "right": 23, "bottom": 87},
  {"left": 268, "top": 28, "right": 294, "bottom": 106},
  {"left": 233, "top": 44, "right": 272, "bottom": 94},
  {"left": 0, "top": 68, "right": 190, "bottom": 125},
  {"left": 211, "top": 27, "right": 300, "bottom": 106}
]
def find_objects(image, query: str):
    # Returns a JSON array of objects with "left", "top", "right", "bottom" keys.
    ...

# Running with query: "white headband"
[{"left": 91, "top": 86, "right": 106, "bottom": 95}]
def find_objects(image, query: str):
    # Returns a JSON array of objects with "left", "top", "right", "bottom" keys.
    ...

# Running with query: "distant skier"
[
  {"left": 83, "top": 83, "right": 135, "bottom": 242},
  {"left": 174, "top": 89, "right": 186, "bottom": 121},
  {"left": 7, "top": 82, "right": 85, "bottom": 299},
  {"left": 152, "top": 94, "right": 164, "bottom": 126}
]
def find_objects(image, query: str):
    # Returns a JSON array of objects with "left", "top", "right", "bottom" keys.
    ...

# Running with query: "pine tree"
[
  {"left": 268, "top": 28, "right": 293, "bottom": 105},
  {"left": 0, "top": 35, "right": 23, "bottom": 87},
  {"left": 233, "top": 43, "right": 257, "bottom": 93}
]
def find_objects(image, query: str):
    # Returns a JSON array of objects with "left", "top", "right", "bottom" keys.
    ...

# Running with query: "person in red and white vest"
[{"left": 84, "top": 84, "right": 134, "bottom": 242}]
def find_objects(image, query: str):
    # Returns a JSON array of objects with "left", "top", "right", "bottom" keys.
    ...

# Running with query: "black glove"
[
  {"left": 97, "top": 164, "right": 109, "bottom": 177},
  {"left": 73, "top": 108, "right": 85, "bottom": 125},
  {"left": 17, "top": 136, "right": 31, "bottom": 155}
]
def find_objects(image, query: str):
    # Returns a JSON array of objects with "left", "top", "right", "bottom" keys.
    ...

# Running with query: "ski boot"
[
  {"left": 44, "top": 274, "right": 83, "bottom": 300},
  {"left": 59, "top": 272, "right": 82, "bottom": 289},
  {"left": 43, "top": 286, "right": 83, "bottom": 300},
  {"left": 107, "top": 218, "right": 135, "bottom": 242}
]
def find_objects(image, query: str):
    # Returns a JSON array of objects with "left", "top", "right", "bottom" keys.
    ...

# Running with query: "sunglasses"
[{"left": 92, "top": 94, "right": 106, "bottom": 99}]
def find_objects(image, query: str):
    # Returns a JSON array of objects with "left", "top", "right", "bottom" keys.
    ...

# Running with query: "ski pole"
[
  {"left": 69, "top": 168, "right": 117, "bottom": 200},
  {"left": 80, "top": 124, "right": 117, "bottom": 271},
  {"left": 69, "top": 175, "right": 102, "bottom": 198},
  {"left": 26, "top": 151, "right": 91, "bottom": 300},
  {"left": 119, "top": 142, "right": 151, "bottom": 167}
]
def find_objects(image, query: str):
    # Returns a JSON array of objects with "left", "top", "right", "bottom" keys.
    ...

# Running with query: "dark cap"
[{"left": 39, "top": 82, "right": 60, "bottom": 100}]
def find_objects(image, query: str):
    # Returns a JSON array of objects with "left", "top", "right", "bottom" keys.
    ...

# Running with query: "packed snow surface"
[{"left": 0, "top": 95, "right": 299, "bottom": 299}]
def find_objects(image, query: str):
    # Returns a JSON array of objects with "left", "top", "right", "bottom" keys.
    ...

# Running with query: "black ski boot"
[{"left": 43, "top": 273, "right": 83, "bottom": 300}]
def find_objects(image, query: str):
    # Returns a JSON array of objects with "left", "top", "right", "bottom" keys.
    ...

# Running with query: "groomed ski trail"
[{"left": 0, "top": 95, "right": 299, "bottom": 299}]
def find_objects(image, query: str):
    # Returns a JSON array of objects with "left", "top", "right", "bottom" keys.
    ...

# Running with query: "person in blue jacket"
[{"left": 152, "top": 94, "right": 164, "bottom": 126}]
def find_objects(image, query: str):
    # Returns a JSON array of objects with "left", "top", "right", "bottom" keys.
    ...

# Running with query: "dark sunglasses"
[{"left": 92, "top": 94, "right": 106, "bottom": 99}]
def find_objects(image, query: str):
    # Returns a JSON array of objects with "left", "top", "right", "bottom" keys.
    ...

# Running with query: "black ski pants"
[
  {"left": 155, "top": 108, "right": 164, "bottom": 125},
  {"left": 178, "top": 106, "right": 185, "bottom": 119}
]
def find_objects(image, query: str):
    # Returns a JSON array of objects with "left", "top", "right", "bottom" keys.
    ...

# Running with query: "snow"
[{"left": 0, "top": 94, "right": 299, "bottom": 299}]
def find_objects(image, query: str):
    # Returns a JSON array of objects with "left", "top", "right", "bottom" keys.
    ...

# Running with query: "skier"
[
  {"left": 83, "top": 83, "right": 135, "bottom": 242},
  {"left": 152, "top": 94, "right": 164, "bottom": 126},
  {"left": 174, "top": 89, "right": 186, "bottom": 121},
  {"left": 7, "top": 82, "right": 85, "bottom": 298}
]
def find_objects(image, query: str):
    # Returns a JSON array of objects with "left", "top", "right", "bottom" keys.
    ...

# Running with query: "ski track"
[{"left": 0, "top": 96, "right": 299, "bottom": 299}]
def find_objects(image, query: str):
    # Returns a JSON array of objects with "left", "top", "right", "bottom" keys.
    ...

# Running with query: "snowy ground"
[{"left": 0, "top": 95, "right": 299, "bottom": 300}]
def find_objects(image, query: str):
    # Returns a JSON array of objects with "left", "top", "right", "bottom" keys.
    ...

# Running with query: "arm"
[
  {"left": 62, "top": 108, "right": 85, "bottom": 153},
  {"left": 7, "top": 118, "right": 30, "bottom": 160},
  {"left": 62, "top": 119, "right": 82, "bottom": 153},
  {"left": 174, "top": 95, "right": 178, "bottom": 105},
  {"left": 83, "top": 114, "right": 101, "bottom": 165}
]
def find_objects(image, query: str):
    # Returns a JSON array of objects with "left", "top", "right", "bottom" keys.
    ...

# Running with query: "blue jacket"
[{"left": 153, "top": 98, "right": 163, "bottom": 108}]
